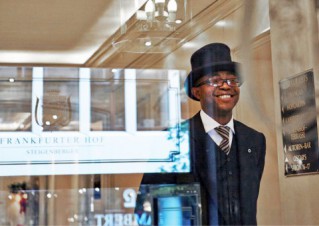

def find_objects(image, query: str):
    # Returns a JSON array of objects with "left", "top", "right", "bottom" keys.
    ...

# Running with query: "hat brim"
[{"left": 184, "top": 62, "right": 241, "bottom": 101}]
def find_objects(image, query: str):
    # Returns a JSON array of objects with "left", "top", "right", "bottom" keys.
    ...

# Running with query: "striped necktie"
[{"left": 215, "top": 126, "right": 231, "bottom": 155}]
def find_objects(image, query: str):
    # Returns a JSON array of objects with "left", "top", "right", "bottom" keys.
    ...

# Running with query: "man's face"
[{"left": 191, "top": 71, "right": 240, "bottom": 118}]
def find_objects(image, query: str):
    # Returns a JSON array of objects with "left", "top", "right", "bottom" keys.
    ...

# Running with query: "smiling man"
[{"left": 184, "top": 43, "right": 266, "bottom": 225}]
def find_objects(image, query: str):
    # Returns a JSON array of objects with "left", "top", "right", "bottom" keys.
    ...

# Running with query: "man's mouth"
[{"left": 217, "top": 94, "right": 232, "bottom": 99}]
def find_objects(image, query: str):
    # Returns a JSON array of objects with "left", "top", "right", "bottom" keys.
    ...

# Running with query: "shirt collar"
[{"left": 200, "top": 110, "right": 235, "bottom": 134}]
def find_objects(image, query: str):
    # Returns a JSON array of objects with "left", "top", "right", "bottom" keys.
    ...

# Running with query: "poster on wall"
[{"left": 279, "top": 70, "right": 319, "bottom": 176}]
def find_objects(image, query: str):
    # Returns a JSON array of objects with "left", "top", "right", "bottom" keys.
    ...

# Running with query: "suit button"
[
  {"left": 248, "top": 149, "right": 252, "bottom": 153},
  {"left": 228, "top": 171, "right": 232, "bottom": 175}
]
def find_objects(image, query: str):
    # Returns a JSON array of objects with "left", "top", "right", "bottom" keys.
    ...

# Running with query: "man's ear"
[{"left": 191, "top": 87, "right": 201, "bottom": 100}]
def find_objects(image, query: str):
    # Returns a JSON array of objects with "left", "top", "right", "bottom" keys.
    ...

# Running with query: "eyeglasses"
[{"left": 195, "top": 78, "right": 242, "bottom": 88}]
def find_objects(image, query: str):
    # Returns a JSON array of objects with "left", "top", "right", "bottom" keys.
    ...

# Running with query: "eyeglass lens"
[{"left": 196, "top": 78, "right": 241, "bottom": 87}]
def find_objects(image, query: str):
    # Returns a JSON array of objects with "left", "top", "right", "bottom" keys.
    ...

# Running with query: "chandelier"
[
  {"left": 136, "top": 0, "right": 179, "bottom": 32},
  {"left": 112, "top": 0, "right": 187, "bottom": 53}
]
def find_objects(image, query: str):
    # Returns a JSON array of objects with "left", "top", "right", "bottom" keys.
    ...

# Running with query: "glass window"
[
  {"left": 91, "top": 69, "right": 125, "bottom": 131},
  {"left": 42, "top": 68, "right": 80, "bottom": 131},
  {"left": 0, "top": 67, "right": 32, "bottom": 131}
]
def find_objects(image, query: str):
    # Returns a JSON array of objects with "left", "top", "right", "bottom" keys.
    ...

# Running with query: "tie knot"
[{"left": 215, "top": 126, "right": 230, "bottom": 139}]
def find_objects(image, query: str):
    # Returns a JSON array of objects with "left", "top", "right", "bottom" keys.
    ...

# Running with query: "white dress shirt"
[{"left": 200, "top": 110, "right": 235, "bottom": 146}]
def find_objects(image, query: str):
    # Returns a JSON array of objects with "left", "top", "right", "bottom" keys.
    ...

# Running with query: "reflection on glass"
[
  {"left": 0, "top": 67, "right": 32, "bottom": 131},
  {"left": 2, "top": 184, "right": 200, "bottom": 226},
  {"left": 42, "top": 68, "right": 80, "bottom": 131},
  {"left": 137, "top": 80, "right": 169, "bottom": 131},
  {"left": 36, "top": 81, "right": 79, "bottom": 131},
  {"left": 136, "top": 69, "right": 178, "bottom": 131},
  {"left": 0, "top": 66, "right": 190, "bottom": 176},
  {"left": 90, "top": 69, "right": 125, "bottom": 131},
  {"left": 91, "top": 81, "right": 125, "bottom": 131}
]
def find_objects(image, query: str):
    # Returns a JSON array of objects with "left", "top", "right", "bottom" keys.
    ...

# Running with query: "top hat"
[{"left": 184, "top": 43, "right": 241, "bottom": 101}]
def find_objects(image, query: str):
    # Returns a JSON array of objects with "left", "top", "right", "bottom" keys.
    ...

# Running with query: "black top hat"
[{"left": 184, "top": 43, "right": 241, "bottom": 101}]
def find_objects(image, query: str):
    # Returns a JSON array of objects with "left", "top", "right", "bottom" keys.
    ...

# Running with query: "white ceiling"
[
  {"left": 0, "top": 0, "right": 275, "bottom": 69},
  {"left": 0, "top": 0, "right": 146, "bottom": 65},
  {"left": 0, "top": 0, "right": 226, "bottom": 66}
]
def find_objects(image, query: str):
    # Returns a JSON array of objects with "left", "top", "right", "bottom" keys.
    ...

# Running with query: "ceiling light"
[
  {"left": 138, "top": 0, "right": 178, "bottom": 30},
  {"left": 112, "top": 0, "right": 187, "bottom": 53}
]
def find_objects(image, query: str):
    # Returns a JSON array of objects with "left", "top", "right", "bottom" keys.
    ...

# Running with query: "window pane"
[
  {"left": 91, "top": 69, "right": 125, "bottom": 131},
  {"left": 42, "top": 68, "right": 80, "bottom": 131},
  {"left": 0, "top": 67, "right": 32, "bottom": 131}
]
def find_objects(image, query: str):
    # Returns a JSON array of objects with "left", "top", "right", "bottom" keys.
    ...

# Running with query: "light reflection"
[
  {"left": 145, "top": 41, "right": 152, "bottom": 46},
  {"left": 67, "top": 217, "right": 75, "bottom": 223},
  {"left": 216, "top": 20, "right": 226, "bottom": 27},
  {"left": 79, "top": 188, "right": 87, "bottom": 194}
]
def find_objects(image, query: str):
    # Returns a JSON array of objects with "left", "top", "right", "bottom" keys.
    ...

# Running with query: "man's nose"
[{"left": 219, "top": 80, "right": 231, "bottom": 88}]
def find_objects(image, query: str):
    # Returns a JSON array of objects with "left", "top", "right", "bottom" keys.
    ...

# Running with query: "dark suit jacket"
[
  {"left": 189, "top": 112, "right": 266, "bottom": 225},
  {"left": 141, "top": 111, "right": 266, "bottom": 225}
]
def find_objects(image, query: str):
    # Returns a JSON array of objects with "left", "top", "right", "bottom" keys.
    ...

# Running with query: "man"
[
  {"left": 184, "top": 43, "right": 266, "bottom": 225},
  {"left": 141, "top": 43, "right": 266, "bottom": 225}
]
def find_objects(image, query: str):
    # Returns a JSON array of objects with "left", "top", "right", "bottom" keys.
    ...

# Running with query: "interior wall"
[{"left": 269, "top": 0, "right": 319, "bottom": 225}]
